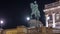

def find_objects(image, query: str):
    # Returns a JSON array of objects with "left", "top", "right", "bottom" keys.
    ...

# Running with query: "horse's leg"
[{"left": 31, "top": 12, "right": 34, "bottom": 18}]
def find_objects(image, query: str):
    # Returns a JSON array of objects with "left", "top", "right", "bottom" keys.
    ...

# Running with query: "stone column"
[
  {"left": 52, "top": 13, "right": 55, "bottom": 28},
  {"left": 46, "top": 15, "right": 49, "bottom": 27}
]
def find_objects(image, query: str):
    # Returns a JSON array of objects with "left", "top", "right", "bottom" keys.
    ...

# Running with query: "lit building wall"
[
  {"left": 17, "top": 26, "right": 27, "bottom": 34},
  {"left": 3, "top": 29, "right": 17, "bottom": 34},
  {"left": 44, "top": 1, "right": 60, "bottom": 28},
  {"left": 3, "top": 26, "right": 27, "bottom": 34}
]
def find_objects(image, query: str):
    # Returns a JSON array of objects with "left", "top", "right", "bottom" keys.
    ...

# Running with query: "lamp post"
[
  {"left": 26, "top": 17, "right": 30, "bottom": 34},
  {"left": 0, "top": 20, "right": 3, "bottom": 29},
  {"left": 0, "top": 20, "right": 3, "bottom": 34}
]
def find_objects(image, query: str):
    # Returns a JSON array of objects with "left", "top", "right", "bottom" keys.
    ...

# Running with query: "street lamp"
[
  {"left": 0, "top": 20, "right": 3, "bottom": 24},
  {"left": 27, "top": 17, "right": 30, "bottom": 21}
]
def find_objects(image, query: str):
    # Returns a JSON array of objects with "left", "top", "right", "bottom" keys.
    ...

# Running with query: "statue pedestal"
[{"left": 29, "top": 19, "right": 43, "bottom": 28}]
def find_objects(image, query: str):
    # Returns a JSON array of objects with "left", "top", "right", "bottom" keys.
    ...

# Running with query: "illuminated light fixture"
[
  {"left": 44, "top": 6, "right": 60, "bottom": 12},
  {"left": 27, "top": 17, "right": 30, "bottom": 21},
  {"left": 0, "top": 20, "right": 3, "bottom": 24},
  {"left": 47, "top": 16, "right": 50, "bottom": 20}
]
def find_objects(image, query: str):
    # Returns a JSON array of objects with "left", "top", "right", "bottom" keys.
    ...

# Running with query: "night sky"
[{"left": 0, "top": 0, "right": 58, "bottom": 29}]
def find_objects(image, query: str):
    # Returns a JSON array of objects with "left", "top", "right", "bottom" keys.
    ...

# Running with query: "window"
[{"left": 56, "top": 14, "right": 60, "bottom": 20}]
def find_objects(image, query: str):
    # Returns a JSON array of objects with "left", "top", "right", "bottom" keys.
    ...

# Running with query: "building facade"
[{"left": 44, "top": 0, "right": 60, "bottom": 28}]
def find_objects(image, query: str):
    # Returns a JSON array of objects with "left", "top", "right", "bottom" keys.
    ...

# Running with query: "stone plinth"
[{"left": 29, "top": 19, "right": 43, "bottom": 27}]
